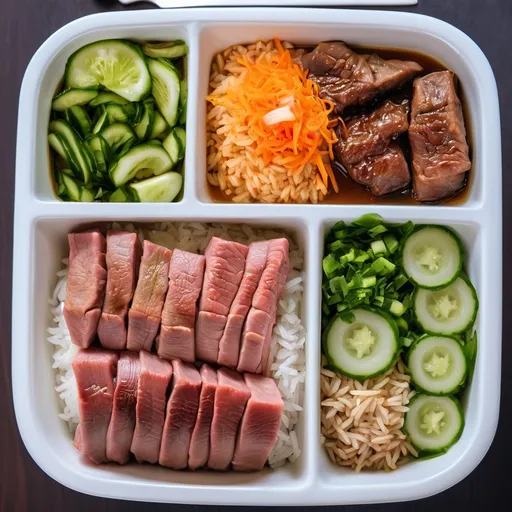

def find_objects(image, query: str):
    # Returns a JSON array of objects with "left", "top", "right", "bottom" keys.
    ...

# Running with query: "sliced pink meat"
[
  {"left": 196, "top": 237, "right": 248, "bottom": 363},
  {"left": 159, "top": 360, "right": 202, "bottom": 469},
  {"left": 72, "top": 348, "right": 118, "bottom": 464},
  {"left": 232, "top": 374, "right": 284, "bottom": 471},
  {"left": 130, "top": 351, "right": 172, "bottom": 464},
  {"left": 105, "top": 351, "right": 141, "bottom": 464},
  {"left": 157, "top": 249, "right": 206, "bottom": 363},
  {"left": 98, "top": 231, "right": 142, "bottom": 350},
  {"left": 188, "top": 364, "right": 218, "bottom": 470},
  {"left": 64, "top": 229, "right": 106, "bottom": 348},
  {"left": 218, "top": 241, "right": 269, "bottom": 369},
  {"left": 238, "top": 238, "right": 289, "bottom": 374},
  {"left": 207, "top": 368, "right": 250, "bottom": 470},
  {"left": 127, "top": 241, "right": 172, "bottom": 352}
]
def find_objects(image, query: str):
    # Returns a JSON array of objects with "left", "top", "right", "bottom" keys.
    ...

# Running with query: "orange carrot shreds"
[{"left": 206, "top": 38, "right": 339, "bottom": 192}]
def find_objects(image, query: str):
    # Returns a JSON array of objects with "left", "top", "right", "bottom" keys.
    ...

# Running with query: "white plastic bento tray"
[{"left": 12, "top": 7, "right": 502, "bottom": 506}]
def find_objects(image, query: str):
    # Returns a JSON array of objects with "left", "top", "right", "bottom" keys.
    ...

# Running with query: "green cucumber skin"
[
  {"left": 322, "top": 306, "right": 400, "bottom": 381},
  {"left": 413, "top": 274, "right": 479, "bottom": 336},
  {"left": 52, "top": 88, "right": 99, "bottom": 111},
  {"left": 404, "top": 394, "right": 465, "bottom": 455},
  {"left": 401, "top": 225, "right": 464, "bottom": 291}
]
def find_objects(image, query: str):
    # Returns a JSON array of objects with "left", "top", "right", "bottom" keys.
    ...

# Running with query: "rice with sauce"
[{"left": 47, "top": 222, "right": 306, "bottom": 468}]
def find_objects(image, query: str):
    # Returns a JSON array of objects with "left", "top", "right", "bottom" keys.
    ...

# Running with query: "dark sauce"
[{"left": 207, "top": 45, "right": 473, "bottom": 206}]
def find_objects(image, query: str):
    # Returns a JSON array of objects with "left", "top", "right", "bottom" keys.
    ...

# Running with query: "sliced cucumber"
[
  {"left": 134, "top": 100, "right": 155, "bottom": 140},
  {"left": 48, "top": 133, "right": 67, "bottom": 160},
  {"left": 404, "top": 394, "right": 464, "bottom": 454},
  {"left": 402, "top": 226, "right": 463, "bottom": 290},
  {"left": 80, "top": 188, "right": 96, "bottom": 202},
  {"left": 148, "top": 111, "right": 170, "bottom": 140},
  {"left": 147, "top": 58, "right": 180, "bottom": 127},
  {"left": 65, "top": 105, "right": 92, "bottom": 138},
  {"left": 179, "top": 79, "right": 187, "bottom": 125},
  {"left": 61, "top": 173, "right": 81, "bottom": 201},
  {"left": 162, "top": 128, "right": 183, "bottom": 165},
  {"left": 52, "top": 88, "right": 98, "bottom": 111},
  {"left": 142, "top": 41, "right": 187, "bottom": 59},
  {"left": 49, "top": 119, "right": 91, "bottom": 184},
  {"left": 105, "top": 104, "right": 130, "bottom": 123},
  {"left": 100, "top": 122, "right": 137, "bottom": 154},
  {"left": 92, "top": 110, "right": 109, "bottom": 134},
  {"left": 129, "top": 172, "right": 182, "bottom": 202},
  {"left": 174, "top": 126, "right": 186, "bottom": 159},
  {"left": 65, "top": 40, "right": 151, "bottom": 101},
  {"left": 110, "top": 187, "right": 132, "bottom": 202},
  {"left": 109, "top": 143, "right": 173, "bottom": 187},
  {"left": 86, "top": 135, "right": 111, "bottom": 175},
  {"left": 89, "top": 91, "right": 130, "bottom": 107},
  {"left": 414, "top": 276, "right": 479, "bottom": 335},
  {"left": 323, "top": 307, "right": 399, "bottom": 380},
  {"left": 408, "top": 336, "right": 467, "bottom": 395}
]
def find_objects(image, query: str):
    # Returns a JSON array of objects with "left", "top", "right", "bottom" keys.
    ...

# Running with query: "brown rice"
[
  {"left": 320, "top": 356, "right": 418, "bottom": 472},
  {"left": 206, "top": 40, "right": 328, "bottom": 204}
]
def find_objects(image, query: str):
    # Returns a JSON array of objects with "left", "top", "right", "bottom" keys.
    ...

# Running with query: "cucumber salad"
[
  {"left": 48, "top": 39, "right": 188, "bottom": 202},
  {"left": 321, "top": 214, "right": 478, "bottom": 461}
]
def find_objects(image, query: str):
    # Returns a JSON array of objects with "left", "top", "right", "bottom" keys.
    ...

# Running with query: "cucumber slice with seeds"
[
  {"left": 402, "top": 226, "right": 463, "bottom": 290},
  {"left": 52, "top": 88, "right": 99, "bottom": 111},
  {"left": 100, "top": 122, "right": 137, "bottom": 154},
  {"left": 129, "top": 172, "right": 182, "bottom": 202},
  {"left": 105, "top": 104, "right": 130, "bottom": 123},
  {"left": 142, "top": 41, "right": 187, "bottom": 59},
  {"left": 147, "top": 58, "right": 180, "bottom": 127},
  {"left": 65, "top": 40, "right": 151, "bottom": 102}
]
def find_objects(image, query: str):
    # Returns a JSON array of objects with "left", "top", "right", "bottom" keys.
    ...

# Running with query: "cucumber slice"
[
  {"left": 105, "top": 104, "right": 130, "bottom": 123},
  {"left": 49, "top": 119, "right": 91, "bottom": 184},
  {"left": 89, "top": 91, "right": 130, "bottom": 107},
  {"left": 174, "top": 126, "right": 186, "bottom": 159},
  {"left": 147, "top": 58, "right": 180, "bottom": 127},
  {"left": 86, "top": 135, "right": 111, "bottom": 175},
  {"left": 148, "top": 111, "right": 170, "bottom": 140},
  {"left": 65, "top": 40, "right": 151, "bottom": 101},
  {"left": 92, "top": 110, "right": 109, "bottom": 134},
  {"left": 134, "top": 100, "right": 155, "bottom": 140},
  {"left": 110, "top": 187, "right": 131, "bottom": 202},
  {"left": 48, "top": 133, "right": 67, "bottom": 160},
  {"left": 402, "top": 226, "right": 463, "bottom": 290},
  {"left": 80, "top": 188, "right": 96, "bottom": 202},
  {"left": 179, "top": 79, "right": 187, "bottom": 125},
  {"left": 404, "top": 394, "right": 464, "bottom": 454},
  {"left": 100, "top": 122, "right": 137, "bottom": 154},
  {"left": 408, "top": 336, "right": 467, "bottom": 395},
  {"left": 323, "top": 307, "right": 399, "bottom": 380},
  {"left": 65, "top": 105, "right": 92, "bottom": 138},
  {"left": 142, "top": 41, "right": 187, "bottom": 59},
  {"left": 109, "top": 143, "right": 173, "bottom": 187},
  {"left": 52, "top": 88, "right": 99, "bottom": 111},
  {"left": 162, "top": 128, "right": 183, "bottom": 165},
  {"left": 129, "top": 172, "right": 182, "bottom": 202},
  {"left": 414, "top": 276, "right": 479, "bottom": 335},
  {"left": 61, "top": 173, "right": 81, "bottom": 201}
]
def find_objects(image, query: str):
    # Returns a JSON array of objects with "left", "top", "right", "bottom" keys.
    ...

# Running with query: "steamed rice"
[{"left": 47, "top": 222, "right": 305, "bottom": 468}]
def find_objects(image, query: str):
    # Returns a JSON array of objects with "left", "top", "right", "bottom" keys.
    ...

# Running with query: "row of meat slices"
[
  {"left": 73, "top": 348, "right": 284, "bottom": 471},
  {"left": 64, "top": 230, "right": 289, "bottom": 375}
]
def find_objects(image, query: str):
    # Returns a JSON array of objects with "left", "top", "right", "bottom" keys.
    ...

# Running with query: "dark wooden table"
[{"left": 1, "top": 0, "right": 510, "bottom": 510}]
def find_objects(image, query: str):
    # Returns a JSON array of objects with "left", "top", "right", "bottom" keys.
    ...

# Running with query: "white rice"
[{"left": 47, "top": 222, "right": 305, "bottom": 468}]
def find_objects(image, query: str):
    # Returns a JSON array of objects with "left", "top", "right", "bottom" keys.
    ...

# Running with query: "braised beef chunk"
[
  {"left": 409, "top": 71, "right": 471, "bottom": 201},
  {"left": 301, "top": 42, "right": 422, "bottom": 112}
]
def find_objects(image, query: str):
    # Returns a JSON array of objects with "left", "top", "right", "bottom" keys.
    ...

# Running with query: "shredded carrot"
[{"left": 206, "top": 38, "right": 339, "bottom": 192}]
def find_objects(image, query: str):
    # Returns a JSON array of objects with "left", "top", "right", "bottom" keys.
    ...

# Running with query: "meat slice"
[
  {"left": 409, "top": 71, "right": 471, "bottom": 201},
  {"left": 188, "top": 364, "right": 218, "bottom": 470},
  {"left": 127, "top": 241, "right": 172, "bottom": 352},
  {"left": 130, "top": 351, "right": 172, "bottom": 464},
  {"left": 64, "top": 229, "right": 106, "bottom": 348},
  {"left": 301, "top": 42, "right": 422, "bottom": 112},
  {"left": 208, "top": 368, "right": 251, "bottom": 470},
  {"left": 159, "top": 360, "right": 202, "bottom": 469},
  {"left": 218, "top": 241, "right": 269, "bottom": 368},
  {"left": 196, "top": 237, "right": 248, "bottom": 363},
  {"left": 98, "top": 231, "right": 142, "bottom": 350},
  {"left": 72, "top": 348, "right": 118, "bottom": 464},
  {"left": 157, "top": 249, "right": 206, "bottom": 363},
  {"left": 105, "top": 351, "right": 140, "bottom": 464},
  {"left": 238, "top": 238, "right": 289, "bottom": 374},
  {"left": 232, "top": 374, "right": 284, "bottom": 471}
]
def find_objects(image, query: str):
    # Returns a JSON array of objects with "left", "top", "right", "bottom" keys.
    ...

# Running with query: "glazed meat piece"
[
  {"left": 238, "top": 238, "right": 289, "bottom": 375},
  {"left": 159, "top": 360, "right": 202, "bottom": 469},
  {"left": 232, "top": 374, "right": 283, "bottom": 471},
  {"left": 105, "top": 351, "right": 140, "bottom": 464},
  {"left": 217, "top": 241, "right": 269, "bottom": 369},
  {"left": 98, "top": 231, "right": 142, "bottom": 350},
  {"left": 188, "top": 364, "right": 218, "bottom": 470},
  {"left": 127, "top": 241, "right": 172, "bottom": 352},
  {"left": 208, "top": 368, "right": 251, "bottom": 470},
  {"left": 409, "top": 71, "right": 471, "bottom": 201},
  {"left": 158, "top": 249, "right": 206, "bottom": 363},
  {"left": 301, "top": 42, "right": 422, "bottom": 112},
  {"left": 130, "top": 351, "right": 172, "bottom": 464},
  {"left": 72, "top": 348, "right": 118, "bottom": 464},
  {"left": 64, "top": 229, "right": 106, "bottom": 348},
  {"left": 196, "top": 237, "right": 248, "bottom": 363}
]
